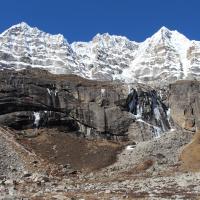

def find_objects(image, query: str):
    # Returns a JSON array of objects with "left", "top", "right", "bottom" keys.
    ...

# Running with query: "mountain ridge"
[{"left": 0, "top": 22, "right": 200, "bottom": 84}]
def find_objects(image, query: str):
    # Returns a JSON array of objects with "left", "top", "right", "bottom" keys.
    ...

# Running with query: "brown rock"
[
  {"left": 169, "top": 80, "right": 200, "bottom": 132},
  {"left": 180, "top": 131, "right": 200, "bottom": 171}
]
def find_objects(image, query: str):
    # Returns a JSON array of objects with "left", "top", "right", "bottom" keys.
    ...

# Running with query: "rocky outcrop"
[
  {"left": 0, "top": 68, "right": 171, "bottom": 140},
  {"left": 0, "top": 68, "right": 133, "bottom": 140},
  {"left": 169, "top": 80, "right": 200, "bottom": 132},
  {"left": 126, "top": 85, "right": 170, "bottom": 141}
]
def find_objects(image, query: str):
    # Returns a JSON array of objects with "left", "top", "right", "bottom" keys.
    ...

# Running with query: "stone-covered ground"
[{"left": 0, "top": 127, "right": 200, "bottom": 200}]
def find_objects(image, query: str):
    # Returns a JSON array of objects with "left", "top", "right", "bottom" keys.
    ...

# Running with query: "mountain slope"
[
  {"left": 0, "top": 22, "right": 86, "bottom": 76},
  {"left": 0, "top": 22, "right": 200, "bottom": 84}
]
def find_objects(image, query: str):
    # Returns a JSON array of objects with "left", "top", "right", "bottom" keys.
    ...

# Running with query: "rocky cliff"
[
  {"left": 169, "top": 80, "right": 200, "bottom": 132},
  {"left": 0, "top": 68, "right": 171, "bottom": 141}
]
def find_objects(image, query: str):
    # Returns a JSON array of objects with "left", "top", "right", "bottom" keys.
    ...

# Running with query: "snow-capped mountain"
[
  {"left": 0, "top": 22, "right": 200, "bottom": 84},
  {"left": 71, "top": 33, "right": 139, "bottom": 80},
  {"left": 0, "top": 22, "right": 86, "bottom": 76}
]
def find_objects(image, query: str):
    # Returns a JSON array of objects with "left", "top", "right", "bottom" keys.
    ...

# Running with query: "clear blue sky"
[{"left": 0, "top": 0, "right": 199, "bottom": 42}]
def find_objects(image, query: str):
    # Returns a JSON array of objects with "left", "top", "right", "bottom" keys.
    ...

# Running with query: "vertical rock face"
[
  {"left": 169, "top": 80, "right": 200, "bottom": 132},
  {"left": 126, "top": 85, "right": 171, "bottom": 141},
  {"left": 0, "top": 68, "right": 172, "bottom": 141},
  {"left": 0, "top": 69, "right": 133, "bottom": 140}
]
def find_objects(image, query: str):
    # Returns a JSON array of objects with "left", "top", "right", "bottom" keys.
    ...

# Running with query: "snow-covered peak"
[
  {"left": 148, "top": 27, "right": 190, "bottom": 46},
  {"left": 153, "top": 26, "right": 172, "bottom": 40},
  {"left": 0, "top": 22, "right": 86, "bottom": 75},
  {"left": 72, "top": 32, "right": 139, "bottom": 80},
  {"left": 0, "top": 22, "right": 200, "bottom": 84},
  {"left": 145, "top": 27, "right": 173, "bottom": 45},
  {"left": 159, "top": 26, "right": 170, "bottom": 31},
  {"left": 91, "top": 33, "right": 138, "bottom": 49},
  {"left": 1, "top": 22, "right": 35, "bottom": 37},
  {"left": 119, "top": 27, "right": 198, "bottom": 84},
  {"left": 0, "top": 22, "right": 69, "bottom": 46},
  {"left": 11, "top": 22, "right": 31, "bottom": 29}
]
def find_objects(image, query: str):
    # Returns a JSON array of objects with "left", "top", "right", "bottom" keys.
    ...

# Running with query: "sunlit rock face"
[
  {"left": 1, "top": 23, "right": 200, "bottom": 85},
  {"left": 0, "top": 22, "right": 86, "bottom": 76},
  {"left": 169, "top": 80, "right": 200, "bottom": 132},
  {"left": 72, "top": 27, "right": 200, "bottom": 84}
]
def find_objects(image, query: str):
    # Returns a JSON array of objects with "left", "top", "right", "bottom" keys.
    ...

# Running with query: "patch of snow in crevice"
[{"left": 126, "top": 145, "right": 136, "bottom": 150}]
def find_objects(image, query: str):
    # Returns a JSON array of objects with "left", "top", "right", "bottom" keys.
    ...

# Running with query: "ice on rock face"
[
  {"left": 127, "top": 88, "right": 170, "bottom": 138},
  {"left": 47, "top": 88, "right": 58, "bottom": 97},
  {"left": 136, "top": 119, "right": 162, "bottom": 138},
  {"left": 101, "top": 88, "right": 106, "bottom": 97},
  {"left": 154, "top": 107, "right": 161, "bottom": 121},
  {"left": 33, "top": 112, "right": 40, "bottom": 128},
  {"left": 166, "top": 108, "right": 175, "bottom": 131},
  {"left": 47, "top": 88, "right": 51, "bottom": 95}
]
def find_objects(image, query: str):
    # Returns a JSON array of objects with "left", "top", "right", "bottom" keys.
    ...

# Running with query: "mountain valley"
[{"left": 0, "top": 23, "right": 200, "bottom": 199}]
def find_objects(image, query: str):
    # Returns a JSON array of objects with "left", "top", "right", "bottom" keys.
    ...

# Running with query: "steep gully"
[{"left": 0, "top": 68, "right": 174, "bottom": 141}]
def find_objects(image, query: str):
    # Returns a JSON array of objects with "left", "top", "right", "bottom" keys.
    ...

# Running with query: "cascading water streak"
[
  {"left": 127, "top": 86, "right": 170, "bottom": 138},
  {"left": 33, "top": 112, "right": 40, "bottom": 128}
]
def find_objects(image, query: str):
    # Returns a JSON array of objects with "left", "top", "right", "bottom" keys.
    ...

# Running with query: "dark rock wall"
[
  {"left": 0, "top": 69, "right": 133, "bottom": 140},
  {"left": 0, "top": 68, "right": 175, "bottom": 141},
  {"left": 126, "top": 85, "right": 171, "bottom": 141}
]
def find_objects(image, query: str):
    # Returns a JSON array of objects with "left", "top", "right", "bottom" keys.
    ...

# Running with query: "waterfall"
[
  {"left": 54, "top": 90, "right": 58, "bottom": 96},
  {"left": 127, "top": 87, "right": 170, "bottom": 138},
  {"left": 135, "top": 104, "right": 142, "bottom": 119},
  {"left": 33, "top": 112, "right": 40, "bottom": 128},
  {"left": 47, "top": 88, "right": 59, "bottom": 107},
  {"left": 47, "top": 88, "right": 58, "bottom": 96},
  {"left": 153, "top": 106, "right": 167, "bottom": 132},
  {"left": 101, "top": 88, "right": 106, "bottom": 97},
  {"left": 136, "top": 119, "right": 162, "bottom": 138},
  {"left": 47, "top": 88, "right": 51, "bottom": 95},
  {"left": 153, "top": 107, "right": 161, "bottom": 121},
  {"left": 166, "top": 108, "right": 175, "bottom": 132}
]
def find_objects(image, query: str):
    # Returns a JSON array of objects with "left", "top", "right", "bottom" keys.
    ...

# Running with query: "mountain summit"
[{"left": 0, "top": 23, "right": 200, "bottom": 84}]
